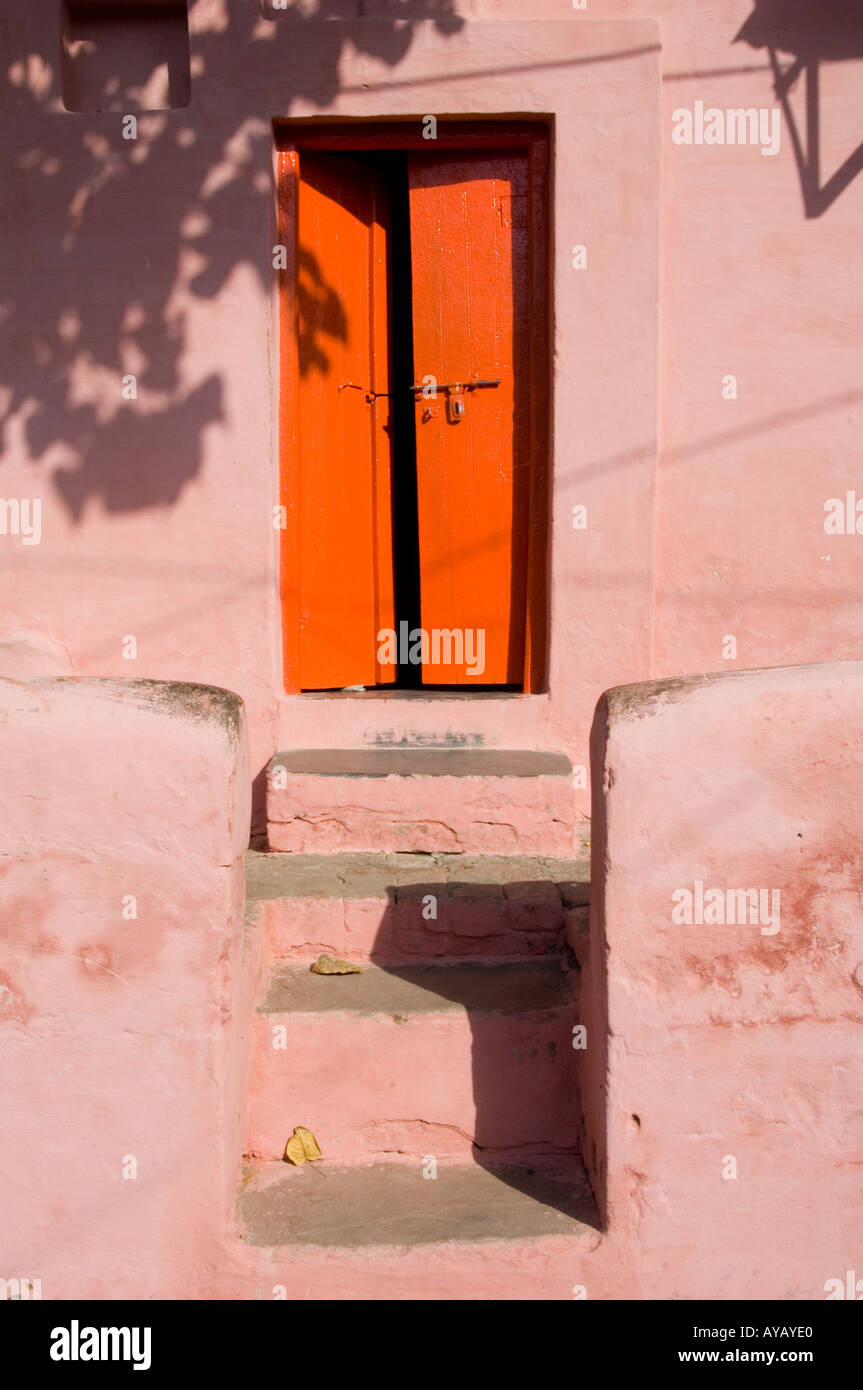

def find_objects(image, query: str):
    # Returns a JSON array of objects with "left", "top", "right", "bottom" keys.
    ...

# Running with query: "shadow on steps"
[{"left": 245, "top": 851, "right": 594, "bottom": 1232}]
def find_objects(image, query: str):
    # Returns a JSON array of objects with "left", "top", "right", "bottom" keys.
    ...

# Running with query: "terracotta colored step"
[
  {"left": 265, "top": 748, "right": 577, "bottom": 855},
  {"left": 244, "top": 961, "right": 581, "bottom": 1165},
  {"left": 245, "top": 849, "right": 590, "bottom": 963},
  {"left": 237, "top": 1158, "right": 598, "bottom": 1248}
]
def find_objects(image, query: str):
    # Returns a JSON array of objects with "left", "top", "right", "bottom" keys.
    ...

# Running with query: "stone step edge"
[
  {"left": 255, "top": 959, "right": 580, "bottom": 1018},
  {"left": 246, "top": 849, "right": 591, "bottom": 907},
  {"left": 236, "top": 1158, "right": 600, "bottom": 1251},
  {"left": 267, "top": 749, "right": 573, "bottom": 778}
]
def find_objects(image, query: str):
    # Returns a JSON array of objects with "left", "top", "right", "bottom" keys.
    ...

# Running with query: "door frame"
[{"left": 275, "top": 118, "right": 551, "bottom": 695}]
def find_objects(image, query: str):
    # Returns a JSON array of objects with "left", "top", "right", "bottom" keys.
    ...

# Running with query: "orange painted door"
[
  {"left": 408, "top": 151, "right": 530, "bottom": 685},
  {"left": 290, "top": 151, "right": 395, "bottom": 690}
]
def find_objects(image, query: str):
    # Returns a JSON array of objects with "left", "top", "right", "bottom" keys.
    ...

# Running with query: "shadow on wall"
[
  {"left": 736, "top": 0, "right": 863, "bottom": 216},
  {"left": 0, "top": 1, "right": 463, "bottom": 520},
  {"left": 3, "top": 1, "right": 859, "bottom": 533}
]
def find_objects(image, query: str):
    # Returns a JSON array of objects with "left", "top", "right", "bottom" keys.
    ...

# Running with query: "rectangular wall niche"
[{"left": 61, "top": 0, "right": 191, "bottom": 113}]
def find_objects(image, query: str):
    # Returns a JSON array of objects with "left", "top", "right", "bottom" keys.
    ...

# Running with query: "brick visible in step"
[
  {"left": 246, "top": 851, "right": 590, "bottom": 962},
  {"left": 266, "top": 749, "right": 576, "bottom": 855},
  {"left": 238, "top": 1161, "right": 599, "bottom": 1248},
  {"left": 258, "top": 960, "right": 575, "bottom": 1016}
]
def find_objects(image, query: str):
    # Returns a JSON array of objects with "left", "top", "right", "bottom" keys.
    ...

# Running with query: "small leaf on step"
[
  {"left": 310, "top": 954, "right": 364, "bottom": 975},
  {"left": 283, "top": 1126, "right": 323, "bottom": 1165}
]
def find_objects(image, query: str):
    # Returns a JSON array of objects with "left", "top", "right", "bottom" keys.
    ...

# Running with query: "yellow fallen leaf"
[
  {"left": 310, "top": 954, "right": 364, "bottom": 975},
  {"left": 283, "top": 1126, "right": 322, "bottom": 1165}
]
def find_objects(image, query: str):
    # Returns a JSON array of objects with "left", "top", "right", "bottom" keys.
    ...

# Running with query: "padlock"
[{"left": 446, "top": 386, "right": 466, "bottom": 423}]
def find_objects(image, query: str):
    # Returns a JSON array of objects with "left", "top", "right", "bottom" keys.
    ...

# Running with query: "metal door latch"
[
  {"left": 338, "top": 382, "right": 393, "bottom": 402},
  {"left": 410, "top": 378, "right": 501, "bottom": 423}
]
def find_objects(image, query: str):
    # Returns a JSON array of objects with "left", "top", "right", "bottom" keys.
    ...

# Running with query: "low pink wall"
[
  {"left": 0, "top": 678, "right": 252, "bottom": 1300},
  {"left": 580, "top": 660, "right": 863, "bottom": 1299}
]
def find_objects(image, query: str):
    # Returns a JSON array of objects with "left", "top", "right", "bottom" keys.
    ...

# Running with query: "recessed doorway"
[{"left": 276, "top": 121, "right": 550, "bottom": 694}]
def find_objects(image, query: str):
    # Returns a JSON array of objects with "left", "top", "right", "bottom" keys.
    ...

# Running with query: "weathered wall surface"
[
  {"left": 3, "top": 2, "right": 858, "bottom": 824},
  {"left": 1, "top": 666, "right": 859, "bottom": 1300},
  {"left": 0, "top": 678, "right": 253, "bottom": 1299},
  {"left": 580, "top": 660, "right": 863, "bottom": 1298}
]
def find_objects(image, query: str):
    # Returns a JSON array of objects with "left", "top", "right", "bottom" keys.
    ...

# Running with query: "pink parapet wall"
[
  {"left": 2, "top": 664, "right": 861, "bottom": 1300},
  {"left": 580, "top": 660, "right": 863, "bottom": 1300},
  {"left": 0, "top": 678, "right": 253, "bottom": 1301}
]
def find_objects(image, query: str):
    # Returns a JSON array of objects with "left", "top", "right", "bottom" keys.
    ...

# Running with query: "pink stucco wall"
[
  {"left": 2, "top": 664, "right": 859, "bottom": 1299},
  {"left": 0, "top": 677, "right": 253, "bottom": 1300},
  {"left": 580, "top": 659, "right": 863, "bottom": 1299},
  {"left": 3, "top": 2, "right": 860, "bottom": 828}
]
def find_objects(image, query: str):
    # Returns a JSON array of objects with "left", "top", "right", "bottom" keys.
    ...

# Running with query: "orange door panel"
[
  {"left": 283, "top": 150, "right": 395, "bottom": 690},
  {"left": 408, "top": 151, "right": 531, "bottom": 685}
]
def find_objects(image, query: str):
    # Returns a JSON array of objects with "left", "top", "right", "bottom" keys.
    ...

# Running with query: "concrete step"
[
  {"left": 265, "top": 748, "right": 577, "bottom": 855},
  {"left": 237, "top": 1158, "right": 598, "bottom": 1249},
  {"left": 246, "top": 849, "right": 590, "bottom": 963},
  {"left": 245, "top": 960, "right": 581, "bottom": 1164}
]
